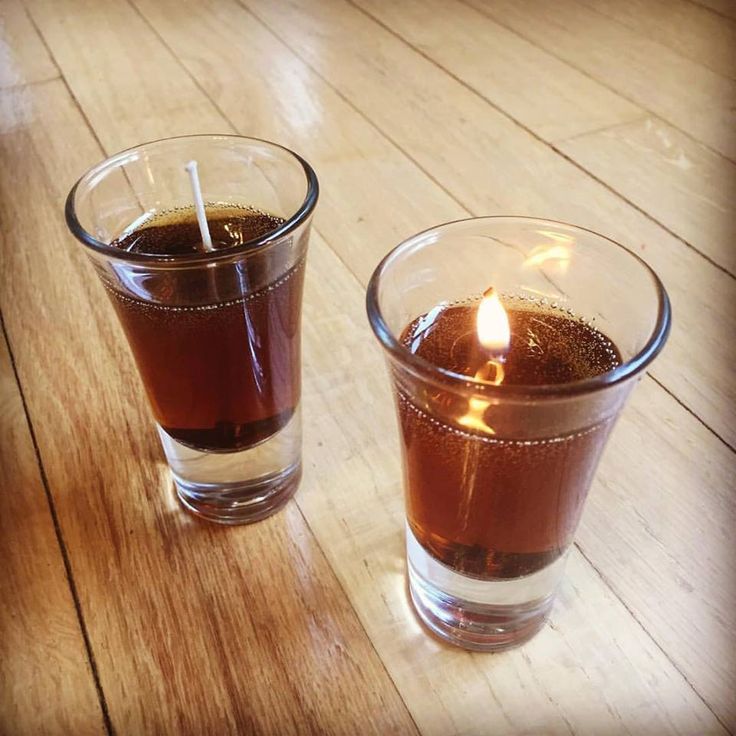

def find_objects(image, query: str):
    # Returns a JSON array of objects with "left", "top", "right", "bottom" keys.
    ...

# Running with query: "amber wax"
[{"left": 398, "top": 299, "right": 621, "bottom": 580}]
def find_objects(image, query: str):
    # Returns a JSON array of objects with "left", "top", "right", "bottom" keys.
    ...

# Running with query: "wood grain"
[
  {"left": 559, "top": 115, "right": 736, "bottom": 275},
  {"left": 234, "top": 0, "right": 736, "bottom": 445},
  {"left": 579, "top": 0, "right": 736, "bottom": 79},
  {"left": 349, "top": 0, "right": 643, "bottom": 142},
  {"left": 124, "top": 0, "right": 736, "bottom": 726},
  {"left": 28, "top": 0, "right": 732, "bottom": 730},
  {"left": 0, "top": 75, "right": 419, "bottom": 735},
  {"left": 0, "top": 325, "right": 104, "bottom": 735},
  {"left": 464, "top": 0, "right": 736, "bottom": 161},
  {"left": 0, "top": 0, "right": 57, "bottom": 88},
  {"left": 582, "top": 377, "right": 736, "bottom": 727},
  {"left": 4, "top": 0, "right": 734, "bottom": 733}
]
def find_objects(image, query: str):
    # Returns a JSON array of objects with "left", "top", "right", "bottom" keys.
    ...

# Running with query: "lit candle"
[
  {"left": 398, "top": 288, "right": 622, "bottom": 579},
  {"left": 368, "top": 216, "right": 671, "bottom": 652}
]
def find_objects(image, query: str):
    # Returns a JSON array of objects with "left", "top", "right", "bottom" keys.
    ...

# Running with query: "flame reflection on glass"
[{"left": 523, "top": 243, "right": 571, "bottom": 271}]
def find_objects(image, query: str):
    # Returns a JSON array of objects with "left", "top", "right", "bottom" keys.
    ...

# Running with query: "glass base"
[
  {"left": 406, "top": 525, "right": 565, "bottom": 651},
  {"left": 158, "top": 407, "right": 301, "bottom": 525},
  {"left": 175, "top": 462, "right": 301, "bottom": 525}
]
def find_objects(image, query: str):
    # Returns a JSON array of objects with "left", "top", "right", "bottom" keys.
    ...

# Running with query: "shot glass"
[
  {"left": 66, "top": 135, "right": 318, "bottom": 524},
  {"left": 367, "top": 217, "right": 671, "bottom": 650}
]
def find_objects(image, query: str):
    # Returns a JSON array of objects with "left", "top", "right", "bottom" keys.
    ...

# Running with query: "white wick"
[{"left": 184, "top": 160, "right": 214, "bottom": 252}]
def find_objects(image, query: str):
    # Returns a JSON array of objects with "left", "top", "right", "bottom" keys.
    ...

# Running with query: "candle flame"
[
  {"left": 476, "top": 287, "right": 510, "bottom": 356},
  {"left": 456, "top": 287, "right": 509, "bottom": 434}
]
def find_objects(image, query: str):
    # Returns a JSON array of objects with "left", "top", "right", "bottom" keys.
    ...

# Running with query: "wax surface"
[{"left": 403, "top": 302, "right": 621, "bottom": 385}]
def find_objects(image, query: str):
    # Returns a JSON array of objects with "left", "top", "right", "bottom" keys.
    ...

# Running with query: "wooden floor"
[{"left": 1, "top": 0, "right": 734, "bottom": 733}]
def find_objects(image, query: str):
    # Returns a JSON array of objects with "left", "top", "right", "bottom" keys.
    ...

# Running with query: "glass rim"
[
  {"left": 366, "top": 215, "right": 672, "bottom": 399},
  {"left": 65, "top": 133, "right": 319, "bottom": 266}
]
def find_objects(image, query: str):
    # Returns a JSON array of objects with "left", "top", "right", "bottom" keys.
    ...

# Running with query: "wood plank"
[
  {"left": 579, "top": 0, "right": 736, "bottom": 79},
  {"left": 584, "top": 378, "right": 736, "bottom": 727},
  {"left": 464, "top": 0, "right": 736, "bottom": 160},
  {"left": 347, "top": 0, "right": 643, "bottom": 141},
  {"left": 0, "top": 75, "right": 419, "bottom": 734},
  {"left": 56, "top": 0, "right": 734, "bottom": 730},
  {"left": 21, "top": 0, "right": 227, "bottom": 145},
  {"left": 0, "top": 0, "right": 57, "bottom": 88},
  {"left": 25, "top": 0, "right": 460, "bottom": 255},
  {"left": 236, "top": 0, "right": 736, "bottom": 445},
  {"left": 0, "top": 325, "right": 104, "bottom": 734},
  {"left": 354, "top": 0, "right": 736, "bottom": 280},
  {"left": 559, "top": 116, "right": 736, "bottom": 274}
]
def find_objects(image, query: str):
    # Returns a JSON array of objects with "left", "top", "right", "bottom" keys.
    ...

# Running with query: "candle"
[
  {"left": 367, "top": 216, "right": 671, "bottom": 651},
  {"left": 399, "top": 289, "right": 621, "bottom": 580},
  {"left": 66, "top": 135, "right": 319, "bottom": 524},
  {"left": 107, "top": 202, "right": 300, "bottom": 452}
]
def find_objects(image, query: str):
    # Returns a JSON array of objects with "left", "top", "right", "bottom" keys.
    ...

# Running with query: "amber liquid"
[
  {"left": 399, "top": 303, "right": 621, "bottom": 579},
  {"left": 107, "top": 206, "right": 304, "bottom": 452}
]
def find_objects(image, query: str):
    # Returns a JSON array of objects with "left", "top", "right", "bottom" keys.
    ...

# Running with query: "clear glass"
[
  {"left": 367, "top": 217, "right": 671, "bottom": 651},
  {"left": 66, "top": 135, "right": 318, "bottom": 524}
]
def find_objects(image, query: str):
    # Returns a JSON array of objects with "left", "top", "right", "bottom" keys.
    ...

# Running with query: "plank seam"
[
  {"left": 686, "top": 0, "right": 736, "bottom": 21},
  {"left": 0, "top": 312, "right": 114, "bottom": 736},
  {"left": 647, "top": 373, "right": 736, "bottom": 454},
  {"left": 0, "top": 74, "right": 62, "bottom": 91},
  {"left": 547, "top": 143, "right": 735, "bottom": 279},
  {"left": 552, "top": 114, "right": 653, "bottom": 145}
]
